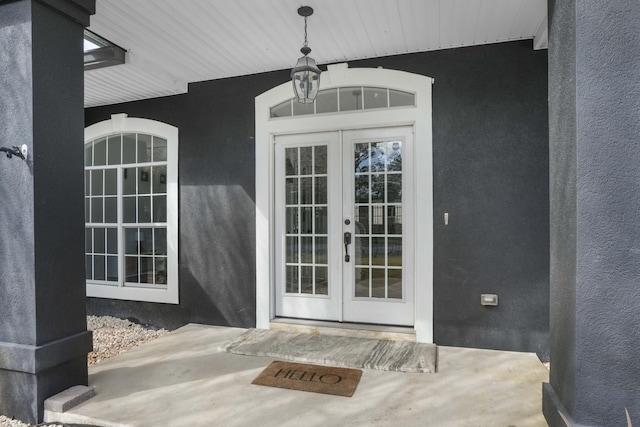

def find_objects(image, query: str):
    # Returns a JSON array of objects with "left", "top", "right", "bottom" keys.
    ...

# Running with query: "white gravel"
[
  {"left": 0, "top": 316, "right": 170, "bottom": 427},
  {"left": 87, "top": 315, "right": 169, "bottom": 366}
]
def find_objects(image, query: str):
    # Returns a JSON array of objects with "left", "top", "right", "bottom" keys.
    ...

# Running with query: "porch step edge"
[{"left": 270, "top": 318, "right": 416, "bottom": 342}]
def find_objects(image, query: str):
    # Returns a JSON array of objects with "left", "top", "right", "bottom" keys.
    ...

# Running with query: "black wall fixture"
[{"left": 0, "top": 144, "right": 27, "bottom": 160}]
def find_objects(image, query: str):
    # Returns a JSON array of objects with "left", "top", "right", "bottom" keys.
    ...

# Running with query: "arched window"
[{"left": 84, "top": 114, "right": 178, "bottom": 303}]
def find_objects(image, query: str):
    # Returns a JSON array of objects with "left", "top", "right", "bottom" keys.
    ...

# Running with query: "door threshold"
[{"left": 270, "top": 318, "right": 416, "bottom": 342}]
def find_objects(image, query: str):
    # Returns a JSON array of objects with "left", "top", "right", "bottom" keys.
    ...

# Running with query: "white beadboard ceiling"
[{"left": 85, "top": 0, "right": 547, "bottom": 108}]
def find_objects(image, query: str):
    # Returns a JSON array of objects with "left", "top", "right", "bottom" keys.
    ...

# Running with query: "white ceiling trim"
[{"left": 85, "top": 0, "right": 547, "bottom": 108}]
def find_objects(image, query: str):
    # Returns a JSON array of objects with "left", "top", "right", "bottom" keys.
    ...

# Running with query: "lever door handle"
[{"left": 344, "top": 232, "right": 352, "bottom": 262}]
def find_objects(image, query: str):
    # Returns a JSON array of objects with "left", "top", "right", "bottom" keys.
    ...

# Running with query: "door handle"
[{"left": 344, "top": 231, "right": 352, "bottom": 262}]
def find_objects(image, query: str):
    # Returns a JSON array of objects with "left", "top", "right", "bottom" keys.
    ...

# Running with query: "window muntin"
[
  {"left": 269, "top": 86, "right": 416, "bottom": 118},
  {"left": 85, "top": 133, "right": 169, "bottom": 290}
]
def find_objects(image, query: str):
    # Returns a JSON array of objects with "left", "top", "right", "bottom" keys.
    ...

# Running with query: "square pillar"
[
  {"left": 544, "top": 0, "right": 640, "bottom": 426},
  {"left": 0, "top": 0, "right": 95, "bottom": 423}
]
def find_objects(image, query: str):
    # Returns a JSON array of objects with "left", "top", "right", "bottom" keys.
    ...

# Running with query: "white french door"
[{"left": 275, "top": 127, "right": 414, "bottom": 326}]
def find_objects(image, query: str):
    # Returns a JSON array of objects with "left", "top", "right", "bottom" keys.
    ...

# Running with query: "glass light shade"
[{"left": 291, "top": 55, "right": 321, "bottom": 104}]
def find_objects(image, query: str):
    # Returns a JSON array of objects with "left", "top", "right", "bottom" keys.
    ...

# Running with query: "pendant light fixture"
[{"left": 291, "top": 6, "right": 321, "bottom": 103}]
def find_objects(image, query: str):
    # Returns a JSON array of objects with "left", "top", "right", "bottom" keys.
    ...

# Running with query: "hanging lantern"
[{"left": 291, "top": 6, "right": 321, "bottom": 103}]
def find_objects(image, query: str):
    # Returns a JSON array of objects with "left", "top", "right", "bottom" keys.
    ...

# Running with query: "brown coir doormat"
[{"left": 252, "top": 361, "right": 362, "bottom": 397}]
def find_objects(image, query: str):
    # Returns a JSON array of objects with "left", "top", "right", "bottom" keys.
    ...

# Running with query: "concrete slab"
[
  {"left": 45, "top": 324, "right": 549, "bottom": 427},
  {"left": 226, "top": 329, "right": 437, "bottom": 373}
]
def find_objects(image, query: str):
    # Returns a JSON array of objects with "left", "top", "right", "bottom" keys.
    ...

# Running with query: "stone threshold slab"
[{"left": 225, "top": 329, "right": 437, "bottom": 373}]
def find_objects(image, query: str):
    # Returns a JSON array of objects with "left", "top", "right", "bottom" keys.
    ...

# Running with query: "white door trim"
[{"left": 255, "top": 63, "right": 434, "bottom": 342}]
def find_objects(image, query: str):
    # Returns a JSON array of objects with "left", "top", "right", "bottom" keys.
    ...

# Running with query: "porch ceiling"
[{"left": 85, "top": 0, "right": 548, "bottom": 108}]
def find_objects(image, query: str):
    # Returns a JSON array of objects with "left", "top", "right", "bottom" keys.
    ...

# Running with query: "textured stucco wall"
[
  {"left": 85, "top": 41, "right": 550, "bottom": 357},
  {"left": 545, "top": 1, "right": 640, "bottom": 426},
  {"left": 0, "top": 0, "right": 92, "bottom": 423}
]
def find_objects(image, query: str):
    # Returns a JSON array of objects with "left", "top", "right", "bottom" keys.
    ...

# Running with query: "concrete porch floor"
[{"left": 46, "top": 324, "right": 549, "bottom": 427}]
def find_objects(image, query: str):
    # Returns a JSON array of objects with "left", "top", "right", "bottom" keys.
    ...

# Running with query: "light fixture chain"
[{"left": 304, "top": 15, "right": 308, "bottom": 47}]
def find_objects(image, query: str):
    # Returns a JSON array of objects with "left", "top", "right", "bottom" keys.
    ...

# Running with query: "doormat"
[
  {"left": 252, "top": 361, "right": 362, "bottom": 397},
  {"left": 226, "top": 329, "right": 437, "bottom": 373}
]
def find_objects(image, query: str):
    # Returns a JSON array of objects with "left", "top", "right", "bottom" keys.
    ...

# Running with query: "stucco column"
[
  {"left": 544, "top": 0, "right": 640, "bottom": 426},
  {"left": 0, "top": 0, "right": 95, "bottom": 423}
]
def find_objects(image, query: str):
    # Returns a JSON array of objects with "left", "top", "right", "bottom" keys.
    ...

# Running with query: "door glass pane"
[
  {"left": 355, "top": 268, "right": 369, "bottom": 297},
  {"left": 314, "top": 145, "right": 327, "bottom": 174},
  {"left": 286, "top": 266, "right": 299, "bottom": 293},
  {"left": 286, "top": 207, "right": 298, "bottom": 234},
  {"left": 315, "top": 207, "right": 327, "bottom": 234},
  {"left": 386, "top": 141, "right": 402, "bottom": 171},
  {"left": 285, "top": 148, "right": 298, "bottom": 176},
  {"left": 286, "top": 236, "right": 298, "bottom": 263},
  {"left": 300, "top": 146, "right": 313, "bottom": 174},
  {"left": 300, "top": 177, "right": 313, "bottom": 204},
  {"left": 371, "top": 268, "right": 386, "bottom": 298},
  {"left": 387, "top": 174, "right": 402, "bottom": 203},
  {"left": 355, "top": 176, "right": 369, "bottom": 203},
  {"left": 352, "top": 139, "right": 404, "bottom": 300},
  {"left": 300, "top": 207, "right": 313, "bottom": 234},
  {"left": 355, "top": 237, "right": 369, "bottom": 265},
  {"left": 315, "top": 267, "right": 328, "bottom": 295},
  {"left": 315, "top": 237, "right": 327, "bottom": 264},
  {"left": 286, "top": 178, "right": 298, "bottom": 204},
  {"left": 388, "top": 270, "right": 403, "bottom": 299},
  {"left": 314, "top": 177, "right": 327, "bottom": 204},
  {"left": 300, "top": 236, "right": 313, "bottom": 263},
  {"left": 283, "top": 144, "right": 329, "bottom": 296},
  {"left": 301, "top": 266, "right": 313, "bottom": 294}
]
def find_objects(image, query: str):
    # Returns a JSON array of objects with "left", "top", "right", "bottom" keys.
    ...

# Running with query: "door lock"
[{"left": 344, "top": 231, "right": 352, "bottom": 262}]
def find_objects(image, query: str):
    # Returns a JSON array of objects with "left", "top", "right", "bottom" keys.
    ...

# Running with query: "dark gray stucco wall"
[
  {"left": 544, "top": 1, "right": 640, "bottom": 426},
  {"left": 0, "top": 0, "right": 93, "bottom": 423},
  {"left": 85, "top": 40, "right": 549, "bottom": 357}
]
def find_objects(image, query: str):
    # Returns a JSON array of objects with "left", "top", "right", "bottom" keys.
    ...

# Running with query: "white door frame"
[{"left": 255, "top": 63, "right": 434, "bottom": 343}]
